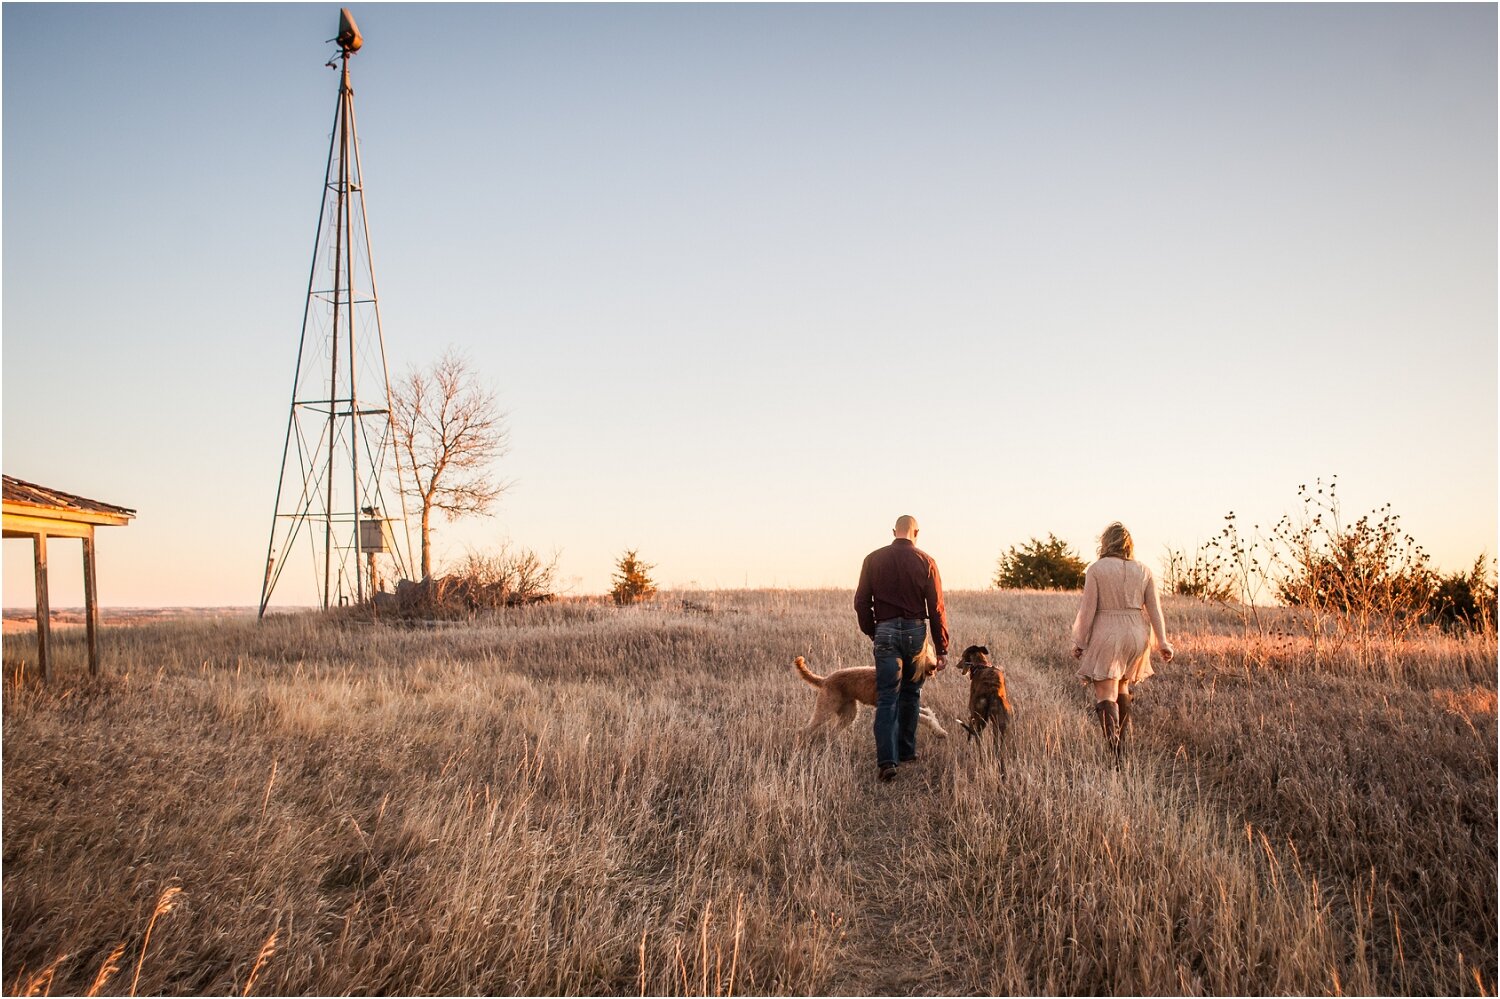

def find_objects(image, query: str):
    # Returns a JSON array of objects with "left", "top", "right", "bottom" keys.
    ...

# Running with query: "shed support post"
[
  {"left": 83, "top": 532, "right": 100, "bottom": 676},
  {"left": 32, "top": 533, "right": 50, "bottom": 682}
]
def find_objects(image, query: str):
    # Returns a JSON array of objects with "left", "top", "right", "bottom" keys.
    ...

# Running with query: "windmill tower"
[{"left": 260, "top": 8, "right": 414, "bottom": 616}]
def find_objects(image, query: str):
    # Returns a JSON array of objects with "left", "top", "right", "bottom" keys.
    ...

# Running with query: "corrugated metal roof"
[{"left": 2, "top": 475, "right": 136, "bottom": 519}]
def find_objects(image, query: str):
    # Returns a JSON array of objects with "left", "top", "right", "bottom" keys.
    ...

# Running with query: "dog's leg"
[
  {"left": 832, "top": 701, "right": 858, "bottom": 733},
  {"left": 803, "top": 697, "right": 836, "bottom": 739},
  {"left": 970, "top": 695, "right": 993, "bottom": 746}
]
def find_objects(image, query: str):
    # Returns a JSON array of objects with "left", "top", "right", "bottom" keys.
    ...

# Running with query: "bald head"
[{"left": 893, "top": 515, "right": 919, "bottom": 540}]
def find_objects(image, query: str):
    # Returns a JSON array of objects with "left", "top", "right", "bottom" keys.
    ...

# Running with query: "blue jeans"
[{"left": 872, "top": 618, "right": 927, "bottom": 768}]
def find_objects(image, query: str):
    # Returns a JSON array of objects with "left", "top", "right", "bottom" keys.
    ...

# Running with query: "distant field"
[
  {"left": 2, "top": 607, "right": 264, "bottom": 636},
  {"left": 3, "top": 590, "right": 1494, "bottom": 996}
]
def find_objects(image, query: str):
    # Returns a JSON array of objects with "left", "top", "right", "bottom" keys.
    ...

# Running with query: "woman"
[{"left": 1071, "top": 522, "right": 1173, "bottom": 755}]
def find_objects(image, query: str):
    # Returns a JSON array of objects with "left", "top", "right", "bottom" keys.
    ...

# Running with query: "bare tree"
[{"left": 390, "top": 351, "right": 509, "bottom": 580}]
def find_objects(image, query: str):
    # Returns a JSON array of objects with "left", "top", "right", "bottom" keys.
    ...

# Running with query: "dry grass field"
[{"left": 3, "top": 589, "right": 1495, "bottom": 996}]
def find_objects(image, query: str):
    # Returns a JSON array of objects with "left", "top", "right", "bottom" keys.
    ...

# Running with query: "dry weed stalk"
[
  {"left": 129, "top": 885, "right": 182, "bottom": 997},
  {"left": 16, "top": 952, "right": 69, "bottom": 997},
  {"left": 241, "top": 926, "right": 279, "bottom": 996},
  {"left": 84, "top": 942, "right": 127, "bottom": 997},
  {"left": 637, "top": 927, "right": 648, "bottom": 998},
  {"left": 727, "top": 893, "right": 744, "bottom": 998},
  {"left": 258, "top": 759, "right": 277, "bottom": 820}
]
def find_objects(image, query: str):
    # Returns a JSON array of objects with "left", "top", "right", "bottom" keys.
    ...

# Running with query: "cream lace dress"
[{"left": 1071, "top": 557, "right": 1172, "bottom": 683}]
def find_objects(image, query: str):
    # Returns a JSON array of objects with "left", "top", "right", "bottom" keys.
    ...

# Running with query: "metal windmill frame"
[{"left": 259, "top": 9, "right": 415, "bottom": 616}]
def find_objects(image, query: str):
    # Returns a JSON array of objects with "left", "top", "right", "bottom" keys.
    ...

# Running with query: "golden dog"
[{"left": 793, "top": 636, "right": 948, "bottom": 739}]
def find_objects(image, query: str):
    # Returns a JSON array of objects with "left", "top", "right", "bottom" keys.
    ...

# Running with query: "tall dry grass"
[{"left": 3, "top": 590, "right": 1494, "bottom": 995}]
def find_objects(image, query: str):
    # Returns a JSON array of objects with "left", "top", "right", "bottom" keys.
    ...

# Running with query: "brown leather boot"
[
  {"left": 1117, "top": 690, "right": 1133, "bottom": 743},
  {"left": 1094, "top": 700, "right": 1120, "bottom": 756}
]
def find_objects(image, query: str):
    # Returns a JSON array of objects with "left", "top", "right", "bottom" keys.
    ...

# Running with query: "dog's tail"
[{"left": 793, "top": 656, "right": 825, "bottom": 688}]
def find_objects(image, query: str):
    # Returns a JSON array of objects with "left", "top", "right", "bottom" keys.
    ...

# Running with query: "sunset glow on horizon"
[{"left": 3, "top": 3, "right": 1494, "bottom": 608}]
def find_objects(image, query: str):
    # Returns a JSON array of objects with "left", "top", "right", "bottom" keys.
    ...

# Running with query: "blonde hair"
[{"left": 1098, "top": 522, "right": 1134, "bottom": 560}]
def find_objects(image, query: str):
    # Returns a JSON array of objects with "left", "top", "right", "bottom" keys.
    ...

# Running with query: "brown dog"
[
  {"left": 793, "top": 639, "right": 948, "bottom": 740},
  {"left": 956, "top": 644, "right": 1011, "bottom": 746}
]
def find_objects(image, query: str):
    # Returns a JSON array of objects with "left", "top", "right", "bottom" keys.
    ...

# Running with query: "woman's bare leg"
[{"left": 1117, "top": 681, "right": 1134, "bottom": 743}]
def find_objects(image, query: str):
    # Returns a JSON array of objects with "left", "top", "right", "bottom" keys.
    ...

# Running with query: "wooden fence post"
[
  {"left": 33, "top": 533, "right": 50, "bottom": 682},
  {"left": 83, "top": 532, "right": 100, "bottom": 676}
]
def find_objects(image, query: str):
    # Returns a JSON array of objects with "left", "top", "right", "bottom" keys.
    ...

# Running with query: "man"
[{"left": 854, "top": 514, "right": 950, "bottom": 783}]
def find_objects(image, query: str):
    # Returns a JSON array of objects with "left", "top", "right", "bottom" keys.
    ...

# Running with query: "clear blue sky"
[{"left": 4, "top": 3, "right": 1495, "bottom": 607}]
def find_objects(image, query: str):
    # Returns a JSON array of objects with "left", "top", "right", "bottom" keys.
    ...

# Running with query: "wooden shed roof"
[{"left": 3, "top": 475, "right": 135, "bottom": 537}]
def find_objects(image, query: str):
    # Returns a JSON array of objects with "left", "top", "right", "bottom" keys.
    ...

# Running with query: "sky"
[{"left": 3, "top": 2, "right": 1495, "bottom": 608}]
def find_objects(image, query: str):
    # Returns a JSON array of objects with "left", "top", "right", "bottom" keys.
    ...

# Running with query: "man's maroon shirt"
[{"left": 854, "top": 538, "right": 950, "bottom": 655}]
